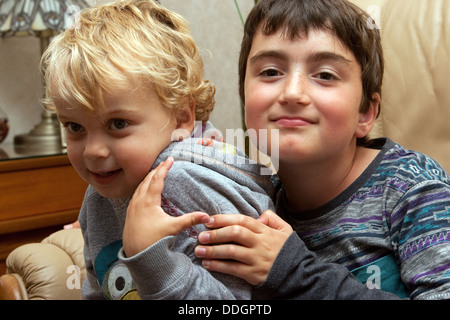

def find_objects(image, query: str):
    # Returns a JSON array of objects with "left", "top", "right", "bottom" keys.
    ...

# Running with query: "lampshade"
[
  {"left": 0, "top": 0, "right": 89, "bottom": 38},
  {"left": 0, "top": 0, "right": 90, "bottom": 154}
]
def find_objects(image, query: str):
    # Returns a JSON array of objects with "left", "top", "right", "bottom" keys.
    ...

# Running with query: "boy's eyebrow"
[
  {"left": 248, "top": 50, "right": 288, "bottom": 65},
  {"left": 56, "top": 114, "right": 69, "bottom": 122},
  {"left": 248, "top": 50, "right": 353, "bottom": 66},
  {"left": 100, "top": 108, "right": 139, "bottom": 118},
  {"left": 306, "top": 51, "right": 352, "bottom": 65}
]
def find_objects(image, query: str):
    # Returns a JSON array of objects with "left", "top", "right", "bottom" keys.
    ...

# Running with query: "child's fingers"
[
  {"left": 195, "top": 245, "right": 254, "bottom": 268},
  {"left": 134, "top": 157, "right": 174, "bottom": 201},
  {"left": 169, "top": 211, "right": 210, "bottom": 235},
  {"left": 133, "top": 160, "right": 163, "bottom": 198},
  {"left": 151, "top": 156, "right": 174, "bottom": 185},
  {"left": 204, "top": 214, "right": 265, "bottom": 234},
  {"left": 199, "top": 258, "right": 264, "bottom": 286},
  {"left": 257, "top": 210, "right": 293, "bottom": 232},
  {"left": 197, "top": 224, "right": 259, "bottom": 247},
  {"left": 145, "top": 157, "right": 173, "bottom": 200},
  {"left": 134, "top": 170, "right": 154, "bottom": 198}
]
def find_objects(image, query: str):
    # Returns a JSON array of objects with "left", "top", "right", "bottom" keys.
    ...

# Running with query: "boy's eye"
[
  {"left": 66, "top": 122, "right": 84, "bottom": 133},
  {"left": 109, "top": 119, "right": 129, "bottom": 130},
  {"left": 316, "top": 72, "right": 337, "bottom": 81},
  {"left": 259, "top": 68, "right": 282, "bottom": 77}
]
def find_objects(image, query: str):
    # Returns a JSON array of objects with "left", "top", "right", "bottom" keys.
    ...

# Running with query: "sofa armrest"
[
  {"left": 0, "top": 273, "right": 27, "bottom": 300},
  {"left": 42, "top": 228, "right": 86, "bottom": 282},
  {"left": 5, "top": 229, "right": 85, "bottom": 300}
]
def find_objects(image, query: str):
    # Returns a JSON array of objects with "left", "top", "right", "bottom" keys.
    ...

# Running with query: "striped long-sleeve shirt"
[{"left": 275, "top": 138, "right": 450, "bottom": 299}]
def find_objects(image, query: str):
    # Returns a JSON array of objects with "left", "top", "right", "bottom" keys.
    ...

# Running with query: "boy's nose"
[
  {"left": 83, "top": 135, "right": 110, "bottom": 160},
  {"left": 280, "top": 73, "right": 311, "bottom": 106}
]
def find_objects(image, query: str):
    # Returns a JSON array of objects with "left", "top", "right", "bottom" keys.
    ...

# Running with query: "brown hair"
[{"left": 239, "top": 0, "right": 384, "bottom": 145}]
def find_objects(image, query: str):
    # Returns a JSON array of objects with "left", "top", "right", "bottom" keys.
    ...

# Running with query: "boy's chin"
[{"left": 95, "top": 186, "right": 133, "bottom": 200}]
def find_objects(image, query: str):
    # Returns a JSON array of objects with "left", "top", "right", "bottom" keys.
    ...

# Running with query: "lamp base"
[{"left": 14, "top": 110, "right": 64, "bottom": 155}]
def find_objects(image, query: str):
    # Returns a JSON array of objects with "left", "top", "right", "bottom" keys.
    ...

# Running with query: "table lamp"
[{"left": 0, "top": 0, "right": 89, "bottom": 154}]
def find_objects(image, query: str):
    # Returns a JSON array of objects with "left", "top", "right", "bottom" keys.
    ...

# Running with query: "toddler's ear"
[
  {"left": 356, "top": 93, "right": 380, "bottom": 138},
  {"left": 176, "top": 98, "right": 196, "bottom": 131}
]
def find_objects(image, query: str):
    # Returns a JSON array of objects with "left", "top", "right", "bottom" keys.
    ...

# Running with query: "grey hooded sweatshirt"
[{"left": 79, "top": 122, "right": 275, "bottom": 300}]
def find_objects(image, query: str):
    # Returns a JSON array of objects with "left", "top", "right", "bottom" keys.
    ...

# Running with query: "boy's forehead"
[
  {"left": 51, "top": 74, "right": 161, "bottom": 113},
  {"left": 251, "top": 26, "right": 355, "bottom": 62}
]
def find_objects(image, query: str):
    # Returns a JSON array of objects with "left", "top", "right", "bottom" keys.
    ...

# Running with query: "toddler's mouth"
[
  {"left": 95, "top": 170, "right": 121, "bottom": 176},
  {"left": 90, "top": 169, "right": 122, "bottom": 185}
]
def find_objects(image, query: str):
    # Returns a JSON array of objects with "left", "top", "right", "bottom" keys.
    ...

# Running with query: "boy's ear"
[
  {"left": 175, "top": 98, "right": 196, "bottom": 131},
  {"left": 356, "top": 93, "right": 380, "bottom": 138}
]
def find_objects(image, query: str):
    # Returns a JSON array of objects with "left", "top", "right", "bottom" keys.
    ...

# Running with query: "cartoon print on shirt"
[
  {"left": 94, "top": 240, "right": 141, "bottom": 300},
  {"left": 102, "top": 261, "right": 141, "bottom": 300}
]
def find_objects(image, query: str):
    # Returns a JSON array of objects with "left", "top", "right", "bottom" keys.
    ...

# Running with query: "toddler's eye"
[
  {"left": 66, "top": 122, "right": 84, "bottom": 133},
  {"left": 110, "top": 119, "right": 128, "bottom": 130}
]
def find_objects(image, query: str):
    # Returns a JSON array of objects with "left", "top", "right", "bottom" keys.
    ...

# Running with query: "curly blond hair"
[{"left": 41, "top": 0, "right": 215, "bottom": 122}]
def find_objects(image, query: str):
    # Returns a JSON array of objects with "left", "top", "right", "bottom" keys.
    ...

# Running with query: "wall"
[{"left": 0, "top": 0, "right": 255, "bottom": 146}]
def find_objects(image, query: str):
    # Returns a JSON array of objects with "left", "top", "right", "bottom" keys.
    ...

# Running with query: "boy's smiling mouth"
[
  {"left": 272, "top": 116, "right": 315, "bottom": 128},
  {"left": 95, "top": 170, "right": 121, "bottom": 176},
  {"left": 90, "top": 169, "right": 122, "bottom": 185}
]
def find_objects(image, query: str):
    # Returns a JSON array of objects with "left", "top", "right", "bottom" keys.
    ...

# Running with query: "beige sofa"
[
  {"left": 358, "top": 0, "right": 450, "bottom": 172},
  {"left": 0, "top": 0, "right": 449, "bottom": 299},
  {"left": 0, "top": 229, "right": 85, "bottom": 300}
]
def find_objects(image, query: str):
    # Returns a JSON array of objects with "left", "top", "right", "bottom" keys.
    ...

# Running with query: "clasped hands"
[{"left": 123, "top": 157, "right": 293, "bottom": 286}]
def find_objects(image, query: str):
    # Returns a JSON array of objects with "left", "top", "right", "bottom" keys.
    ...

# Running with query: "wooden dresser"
[{"left": 0, "top": 143, "right": 88, "bottom": 274}]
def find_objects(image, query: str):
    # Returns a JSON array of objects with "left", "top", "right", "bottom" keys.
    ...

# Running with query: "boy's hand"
[
  {"left": 194, "top": 210, "right": 293, "bottom": 286},
  {"left": 123, "top": 157, "right": 210, "bottom": 257}
]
